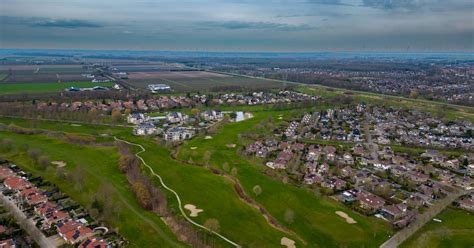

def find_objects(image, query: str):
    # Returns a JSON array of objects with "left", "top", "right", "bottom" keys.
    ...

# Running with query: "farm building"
[{"left": 148, "top": 84, "right": 171, "bottom": 93}]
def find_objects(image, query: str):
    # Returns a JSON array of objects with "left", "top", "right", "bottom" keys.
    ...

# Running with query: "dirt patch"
[
  {"left": 336, "top": 211, "right": 357, "bottom": 224},
  {"left": 204, "top": 136, "right": 213, "bottom": 140},
  {"left": 226, "top": 144, "right": 236, "bottom": 148},
  {"left": 51, "top": 161, "right": 66, "bottom": 168},
  {"left": 184, "top": 204, "right": 203, "bottom": 217},
  {"left": 281, "top": 237, "right": 296, "bottom": 248}
]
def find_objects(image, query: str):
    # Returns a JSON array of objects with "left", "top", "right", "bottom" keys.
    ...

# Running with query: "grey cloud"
[
  {"left": 361, "top": 0, "right": 473, "bottom": 11},
  {"left": 200, "top": 21, "right": 313, "bottom": 31},
  {"left": 306, "top": 0, "right": 353, "bottom": 6},
  {"left": 0, "top": 16, "right": 102, "bottom": 29}
]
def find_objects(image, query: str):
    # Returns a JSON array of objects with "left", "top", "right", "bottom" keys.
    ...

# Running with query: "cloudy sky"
[{"left": 1, "top": 0, "right": 473, "bottom": 51}]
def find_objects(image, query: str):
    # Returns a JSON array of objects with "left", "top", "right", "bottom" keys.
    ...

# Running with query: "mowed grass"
[
  {"left": 177, "top": 108, "right": 393, "bottom": 247},
  {"left": 0, "top": 118, "right": 295, "bottom": 247},
  {"left": 400, "top": 208, "right": 474, "bottom": 248},
  {"left": 120, "top": 135, "right": 296, "bottom": 247},
  {"left": 0, "top": 131, "right": 186, "bottom": 248},
  {"left": 0, "top": 81, "right": 114, "bottom": 95}
]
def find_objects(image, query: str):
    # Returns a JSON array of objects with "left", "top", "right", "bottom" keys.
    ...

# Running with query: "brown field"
[
  {"left": 125, "top": 72, "right": 287, "bottom": 92},
  {"left": 0, "top": 64, "right": 89, "bottom": 83},
  {"left": 127, "top": 71, "right": 230, "bottom": 79},
  {"left": 0, "top": 64, "right": 83, "bottom": 71}
]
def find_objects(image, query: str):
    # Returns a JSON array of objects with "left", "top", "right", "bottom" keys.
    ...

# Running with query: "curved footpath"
[{"left": 114, "top": 137, "right": 241, "bottom": 248}]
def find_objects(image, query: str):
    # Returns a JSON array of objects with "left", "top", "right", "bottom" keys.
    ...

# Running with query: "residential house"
[
  {"left": 459, "top": 196, "right": 474, "bottom": 212},
  {"left": 127, "top": 113, "right": 149, "bottom": 125},
  {"left": 166, "top": 112, "right": 188, "bottom": 124},
  {"left": 133, "top": 123, "right": 161, "bottom": 136},
  {"left": 0, "top": 167, "right": 15, "bottom": 180},
  {"left": 323, "top": 146, "right": 336, "bottom": 161},
  {"left": 3, "top": 176, "right": 32, "bottom": 191},
  {"left": 201, "top": 110, "right": 224, "bottom": 121},
  {"left": 381, "top": 203, "right": 407, "bottom": 220},
  {"left": 57, "top": 220, "right": 94, "bottom": 244},
  {"left": 79, "top": 237, "right": 108, "bottom": 248},
  {"left": 164, "top": 127, "right": 195, "bottom": 142},
  {"left": 356, "top": 191, "right": 386, "bottom": 211}
]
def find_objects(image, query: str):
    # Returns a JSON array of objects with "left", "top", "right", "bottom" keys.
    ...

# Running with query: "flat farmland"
[
  {"left": 0, "top": 64, "right": 89, "bottom": 83},
  {"left": 125, "top": 71, "right": 287, "bottom": 92},
  {"left": 0, "top": 81, "right": 114, "bottom": 95}
]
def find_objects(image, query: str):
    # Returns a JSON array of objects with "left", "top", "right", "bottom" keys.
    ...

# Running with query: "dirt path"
[{"left": 172, "top": 146, "right": 307, "bottom": 245}]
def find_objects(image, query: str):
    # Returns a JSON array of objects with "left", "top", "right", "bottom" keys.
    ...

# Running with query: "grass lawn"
[
  {"left": 176, "top": 107, "right": 393, "bottom": 247},
  {"left": 400, "top": 208, "right": 474, "bottom": 248},
  {"left": 0, "top": 118, "right": 295, "bottom": 247},
  {"left": 0, "top": 131, "right": 186, "bottom": 248},
  {"left": 0, "top": 81, "right": 114, "bottom": 95}
]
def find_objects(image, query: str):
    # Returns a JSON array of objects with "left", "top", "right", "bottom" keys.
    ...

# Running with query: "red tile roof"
[
  {"left": 57, "top": 220, "right": 93, "bottom": 244},
  {"left": 79, "top": 237, "right": 108, "bottom": 248},
  {"left": 3, "top": 176, "right": 32, "bottom": 191}
]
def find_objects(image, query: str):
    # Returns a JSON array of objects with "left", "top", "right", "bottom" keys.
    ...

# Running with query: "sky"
[{"left": 1, "top": 0, "right": 473, "bottom": 52}]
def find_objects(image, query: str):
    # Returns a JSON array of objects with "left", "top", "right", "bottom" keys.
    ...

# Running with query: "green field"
[
  {"left": 0, "top": 131, "right": 186, "bottom": 247},
  {"left": 176, "top": 107, "right": 393, "bottom": 247},
  {"left": 400, "top": 208, "right": 474, "bottom": 248},
  {"left": 0, "top": 81, "right": 114, "bottom": 95},
  {"left": 0, "top": 110, "right": 392, "bottom": 247}
]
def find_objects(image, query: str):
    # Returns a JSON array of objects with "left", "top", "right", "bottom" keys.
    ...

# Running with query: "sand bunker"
[
  {"left": 204, "top": 136, "right": 213, "bottom": 140},
  {"left": 51, "top": 161, "right": 66, "bottom": 168},
  {"left": 336, "top": 211, "right": 357, "bottom": 224},
  {"left": 190, "top": 147, "right": 198, "bottom": 150},
  {"left": 184, "top": 204, "right": 203, "bottom": 217},
  {"left": 281, "top": 237, "right": 296, "bottom": 248},
  {"left": 226, "top": 144, "right": 236, "bottom": 148}
]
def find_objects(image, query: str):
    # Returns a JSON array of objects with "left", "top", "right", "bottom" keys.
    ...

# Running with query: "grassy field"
[
  {"left": 176, "top": 107, "right": 393, "bottom": 247},
  {"left": 0, "top": 118, "right": 296, "bottom": 247},
  {"left": 400, "top": 208, "right": 474, "bottom": 248},
  {"left": 0, "top": 81, "right": 114, "bottom": 95},
  {"left": 0, "top": 131, "right": 186, "bottom": 248},
  {"left": 0, "top": 112, "right": 393, "bottom": 247}
]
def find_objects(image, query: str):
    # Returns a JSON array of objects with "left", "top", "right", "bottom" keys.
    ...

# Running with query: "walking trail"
[{"left": 114, "top": 137, "right": 241, "bottom": 248}]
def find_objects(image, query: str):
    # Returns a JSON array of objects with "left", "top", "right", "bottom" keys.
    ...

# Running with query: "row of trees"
[
  {"left": 115, "top": 141, "right": 222, "bottom": 247},
  {"left": 116, "top": 141, "right": 168, "bottom": 214}
]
